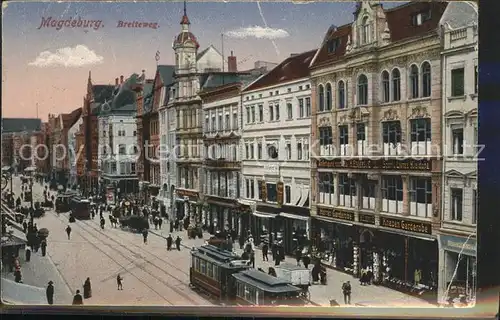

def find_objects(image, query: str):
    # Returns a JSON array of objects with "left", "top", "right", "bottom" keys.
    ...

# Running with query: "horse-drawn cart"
[{"left": 274, "top": 263, "right": 312, "bottom": 301}]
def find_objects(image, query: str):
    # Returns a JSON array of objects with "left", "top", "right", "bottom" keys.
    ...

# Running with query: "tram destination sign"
[
  {"left": 317, "top": 158, "right": 431, "bottom": 171},
  {"left": 318, "top": 208, "right": 355, "bottom": 221},
  {"left": 380, "top": 217, "right": 432, "bottom": 235},
  {"left": 358, "top": 213, "right": 375, "bottom": 225}
]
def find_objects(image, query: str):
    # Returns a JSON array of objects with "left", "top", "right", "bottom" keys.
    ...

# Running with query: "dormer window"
[
  {"left": 361, "top": 16, "right": 369, "bottom": 44},
  {"left": 412, "top": 10, "right": 431, "bottom": 26},
  {"left": 327, "top": 38, "right": 341, "bottom": 53}
]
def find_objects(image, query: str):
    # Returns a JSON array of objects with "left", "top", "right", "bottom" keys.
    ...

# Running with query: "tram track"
[{"left": 51, "top": 211, "right": 210, "bottom": 306}]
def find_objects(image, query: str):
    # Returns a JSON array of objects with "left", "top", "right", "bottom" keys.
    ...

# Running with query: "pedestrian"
[
  {"left": 158, "top": 217, "right": 163, "bottom": 229},
  {"left": 262, "top": 242, "right": 269, "bottom": 261},
  {"left": 117, "top": 274, "right": 123, "bottom": 290},
  {"left": 154, "top": 218, "right": 158, "bottom": 230},
  {"left": 14, "top": 267, "right": 22, "bottom": 283},
  {"left": 142, "top": 229, "right": 148, "bottom": 244},
  {"left": 41, "top": 239, "right": 47, "bottom": 256},
  {"left": 91, "top": 210, "right": 95, "bottom": 220},
  {"left": 46, "top": 281, "right": 54, "bottom": 305},
  {"left": 342, "top": 281, "right": 352, "bottom": 305},
  {"left": 250, "top": 250, "right": 255, "bottom": 268},
  {"left": 25, "top": 247, "right": 31, "bottom": 262},
  {"left": 271, "top": 241, "right": 277, "bottom": 261},
  {"left": 166, "top": 234, "right": 173, "bottom": 251},
  {"left": 33, "top": 223, "right": 38, "bottom": 233},
  {"left": 83, "top": 277, "right": 92, "bottom": 299},
  {"left": 175, "top": 236, "right": 181, "bottom": 251},
  {"left": 72, "top": 290, "right": 83, "bottom": 305},
  {"left": 22, "top": 221, "right": 27, "bottom": 234},
  {"left": 100, "top": 217, "right": 105, "bottom": 230},
  {"left": 66, "top": 225, "right": 72, "bottom": 240},
  {"left": 295, "top": 247, "right": 302, "bottom": 266},
  {"left": 169, "top": 220, "right": 174, "bottom": 233},
  {"left": 303, "top": 254, "right": 311, "bottom": 269}
]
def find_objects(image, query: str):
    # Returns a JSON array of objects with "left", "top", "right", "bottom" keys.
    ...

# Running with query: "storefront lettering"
[
  {"left": 439, "top": 235, "right": 476, "bottom": 255},
  {"left": 277, "top": 181, "right": 284, "bottom": 206},
  {"left": 318, "top": 208, "right": 354, "bottom": 221},
  {"left": 358, "top": 213, "right": 375, "bottom": 225},
  {"left": 317, "top": 158, "right": 431, "bottom": 171},
  {"left": 176, "top": 189, "right": 198, "bottom": 199},
  {"left": 446, "top": 240, "right": 475, "bottom": 252},
  {"left": 380, "top": 217, "right": 431, "bottom": 235}
]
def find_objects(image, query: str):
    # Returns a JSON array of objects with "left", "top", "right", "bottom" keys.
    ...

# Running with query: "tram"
[{"left": 69, "top": 197, "right": 91, "bottom": 220}]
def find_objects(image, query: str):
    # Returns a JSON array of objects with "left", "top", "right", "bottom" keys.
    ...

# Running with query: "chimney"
[
  {"left": 115, "top": 78, "right": 119, "bottom": 86},
  {"left": 228, "top": 51, "right": 237, "bottom": 72},
  {"left": 120, "top": 75, "right": 124, "bottom": 84}
]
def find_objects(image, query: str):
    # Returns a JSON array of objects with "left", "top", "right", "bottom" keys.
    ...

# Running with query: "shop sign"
[
  {"left": 439, "top": 234, "right": 476, "bottom": 256},
  {"left": 380, "top": 217, "right": 432, "bottom": 235},
  {"left": 318, "top": 208, "right": 354, "bottom": 221},
  {"left": 176, "top": 189, "right": 198, "bottom": 199},
  {"left": 204, "top": 159, "right": 240, "bottom": 169},
  {"left": 206, "top": 196, "right": 236, "bottom": 207},
  {"left": 358, "top": 213, "right": 375, "bottom": 225},
  {"left": 260, "top": 180, "right": 267, "bottom": 202},
  {"left": 317, "top": 158, "right": 431, "bottom": 171},
  {"left": 277, "top": 181, "right": 284, "bottom": 207}
]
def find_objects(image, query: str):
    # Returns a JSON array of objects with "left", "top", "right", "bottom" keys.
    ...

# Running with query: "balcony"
[
  {"left": 176, "top": 126, "right": 202, "bottom": 137},
  {"left": 203, "top": 157, "right": 240, "bottom": 170},
  {"left": 202, "top": 131, "right": 240, "bottom": 142}
]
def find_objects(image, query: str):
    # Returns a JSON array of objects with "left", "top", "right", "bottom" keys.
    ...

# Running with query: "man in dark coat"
[
  {"left": 41, "top": 239, "right": 47, "bottom": 256},
  {"left": 83, "top": 277, "right": 92, "bottom": 299},
  {"left": 46, "top": 281, "right": 54, "bottom": 305},
  {"left": 22, "top": 221, "right": 28, "bottom": 234},
  {"left": 72, "top": 290, "right": 83, "bottom": 305},
  {"left": 166, "top": 234, "right": 173, "bottom": 251},
  {"left": 342, "top": 281, "right": 352, "bottom": 305},
  {"left": 142, "top": 229, "right": 148, "bottom": 244},
  {"left": 25, "top": 247, "right": 31, "bottom": 262},
  {"left": 158, "top": 217, "right": 163, "bottom": 229},
  {"left": 66, "top": 225, "right": 72, "bottom": 240},
  {"left": 117, "top": 274, "right": 123, "bottom": 290},
  {"left": 100, "top": 217, "right": 105, "bottom": 229},
  {"left": 262, "top": 242, "right": 269, "bottom": 261},
  {"left": 175, "top": 236, "right": 182, "bottom": 251}
]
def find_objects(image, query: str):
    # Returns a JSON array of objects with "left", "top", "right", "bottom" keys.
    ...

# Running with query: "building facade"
[
  {"left": 68, "top": 114, "right": 83, "bottom": 188},
  {"left": 309, "top": 1, "right": 447, "bottom": 301},
  {"left": 239, "top": 50, "right": 315, "bottom": 253},
  {"left": 437, "top": 2, "right": 478, "bottom": 305}
]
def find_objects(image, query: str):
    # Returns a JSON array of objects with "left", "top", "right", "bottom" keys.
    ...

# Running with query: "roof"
[
  {"left": 62, "top": 108, "right": 82, "bottom": 129},
  {"left": 232, "top": 269, "right": 302, "bottom": 293},
  {"left": 200, "top": 73, "right": 242, "bottom": 90},
  {"left": 109, "top": 76, "right": 137, "bottom": 112},
  {"left": 196, "top": 45, "right": 222, "bottom": 61},
  {"left": 173, "top": 31, "right": 200, "bottom": 49},
  {"left": 157, "top": 65, "right": 175, "bottom": 87},
  {"left": 1, "top": 118, "right": 41, "bottom": 133},
  {"left": 439, "top": 1, "right": 478, "bottom": 29},
  {"left": 92, "top": 85, "right": 114, "bottom": 104},
  {"left": 243, "top": 50, "right": 316, "bottom": 92},
  {"left": 311, "top": 2, "right": 448, "bottom": 69},
  {"left": 1, "top": 278, "right": 46, "bottom": 305}
]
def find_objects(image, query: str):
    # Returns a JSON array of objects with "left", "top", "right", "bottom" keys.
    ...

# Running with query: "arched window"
[
  {"left": 392, "top": 69, "right": 401, "bottom": 101},
  {"left": 422, "top": 62, "right": 431, "bottom": 97},
  {"left": 326, "top": 83, "right": 332, "bottom": 110},
  {"left": 357, "top": 75, "right": 368, "bottom": 105},
  {"left": 361, "top": 17, "right": 369, "bottom": 44},
  {"left": 410, "top": 64, "right": 419, "bottom": 99},
  {"left": 382, "top": 71, "right": 390, "bottom": 103},
  {"left": 338, "top": 81, "right": 345, "bottom": 109},
  {"left": 318, "top": 85, "right": 325, "bottom": 112}
]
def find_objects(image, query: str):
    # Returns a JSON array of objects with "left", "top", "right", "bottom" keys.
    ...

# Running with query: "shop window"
[
  {"left": 452, "top": 128, "right": 464, "bottom": 155},
  {"left": 410, "top": 118, "right": 431, "bottom": 156},
  {"left": 356, "top": 123, "right": 366, "bottom": 155},
  {"left": 338, "top": 81, "right": 346, "bottom": 109},
  {"left": 409, "top": 177, "right": 432, "bottom": 217},
  {"left": 445, "top": 252, "right": 476, "bottom": 302},
  {"left": 381, "top": 176, "right": 403, "bottom": 213},
  {"left": 319, "top": 127, "right": 333, "bottom": 156},
  {"left": 266, "top": 183, "right": 277, "bottom": 202},
  {"left": 338, "top": 173, "right": 356, "bottom": 208},
  {"left": 409, "top": 64, "right": 419, "bottom": 99},
  {"left": 318, "top": 85, "right": 325, "bottom": 112},
  {"left": 422, "top": 62, "right": 431, "bottom": 97},
  {"left": 392, "top": 69, "right": 401, "bottom": 101},
  {"left": 339, "top": 125, "right": 349, "bottom": 156},
  {"left": 319, "top": 172, "right": 335, "bottom": 205},
  {"left": 451, "top": 68, "right": 465, "bottom": 97},
  {"left": 298, "top": 98, "right": 304, "bottom": 118},
  {"left": 285, "top": 185, "right": 291, "bottom": 204},
  {"left": 381, "top": 71, "right": 390, "bottom": 102},
  {"left": 451, "top": 188, "right": 463, "bottom": 221},
  {"left": 362, "top": 178, "right": 376, "bottom": 210},
  {"left": 382, "top": 121, "right": 402, "bottom": 156},
  {"left": 472, "top": 189, "right": 477, "bottom": 224},
  {"left": 357, "top": 74, "right": 368, "bottom": 105}
]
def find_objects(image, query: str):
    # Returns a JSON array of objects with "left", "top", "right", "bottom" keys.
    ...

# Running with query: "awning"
[
  {"left": 24, "top": 167, "right": 36, "bottom": 172},
  {"left": 0, "top": 234, "right": 27, "bottom": 248},
  {"left": 313, "top": 216, "right": 353, "bottom": 227},
  {"left": 2, "top": 166, "right": 11, "bottom": 171},
  {"left": 1, "top": 278, "right": 46, "bottom": 305},
  {"left": 252, "top": 211, "right": 277, "bottom": 219},
  {"left": 279, "top": 212, "right": 310, "bottom": 221}
]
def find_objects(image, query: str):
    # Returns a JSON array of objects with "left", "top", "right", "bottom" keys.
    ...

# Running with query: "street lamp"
[{"left": 29, "top": 179, "right": 34, "bottom": 224}]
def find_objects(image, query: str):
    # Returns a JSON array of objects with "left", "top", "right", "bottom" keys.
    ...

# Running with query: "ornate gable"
[{"left": 349, "top": 2, "right": 386, "bottom": 53}]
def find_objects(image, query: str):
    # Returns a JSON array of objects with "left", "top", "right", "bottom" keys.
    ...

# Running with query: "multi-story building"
[
  {"left": 1, "top": 118, "right": 42, "bottom": 173},
  {"left": 68, "top": 111, "right": 83, "bottom": 188},
  {"left": 1, "top": 133, "right": 14, "bottom": 169},
  {"left": 239, "top": 50, "right": 315, "bottom": 253},
  {"left": 437, "top": 2, "right": 478, "bottom": 304},
  {"left": 308, "top": 2, "right": 447, "bottom": 300},
  {"left": 98, "top": 75, "right": 139, "bottom": 197},
  {"left": 30, "top": 130, "right": 47, "bottom": 174},
  {"left": 13, "top": 131, "right": 31, "bottom": 173}
]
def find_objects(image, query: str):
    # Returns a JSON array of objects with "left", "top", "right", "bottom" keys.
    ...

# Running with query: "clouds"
[
  {"left": 225, "top": 26, "right": 290, "bottom": 40},
  {"left": 28, "top": 45, "right": 104, "bottom": 67}
]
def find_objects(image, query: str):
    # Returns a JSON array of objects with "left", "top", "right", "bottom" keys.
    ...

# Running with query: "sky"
[{"left": 2, "top": 1, "right": 403, "bottom": 121}]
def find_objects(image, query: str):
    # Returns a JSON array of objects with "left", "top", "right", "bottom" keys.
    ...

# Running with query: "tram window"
[
  {"left": 237, "top": 283, "right": 245, "bottom": 297},
  {"left": 213, "top": 265, "right": 219, "bottom": 281},
  {"left": 200, "top": 260, "right": 207, "bottom": 274},
  {"left": 207, "top": 262, "right": 213, "bottom": 278},
  {"left": 244, "top": 285, "right": 255, "bottom": 302},
  {"left": 196, "top": 258, "right": 201, "bottom": 271},
  {"left": 191, "top": 256, "right": 195, "bottom": 268}
]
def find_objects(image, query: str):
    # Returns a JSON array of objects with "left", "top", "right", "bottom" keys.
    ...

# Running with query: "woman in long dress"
[{"left": 83, "top": 277, "right": 92, "bottom": 299}]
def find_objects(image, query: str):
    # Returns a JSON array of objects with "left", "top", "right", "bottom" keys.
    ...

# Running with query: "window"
[
  {"left": 250, "top": 107, "right": 255, "bottom": 123},
  {"left": 409, "top": 177, "right": 432, "bottom": 217},
  {"left": 233, "top": 112, "right": 238, "bottom": 130},
  {"left": 285, "top": 185, "right": 292, "bottom": 204},
  {"left": 204, "top": 117, "right": 209, "bottom": 132},
  {"left": 249, "top": 142, "right": 254, "bottom": 159},
  {"left": 245, "top": 179, "right": 250, "bottom": 198},
  {"left": 319, "top": 127, "right": 333, "bottom": 156},
  {"left": 287, "top": 103, "right": 293, "bottom": 120},
  {"left": 118, "top": 144, "right": 126, "bottom": 155},
  {"left": 338, "top": 81, "right": 345, "bottom": 109},
  {"left": 361, "top": 16, "right": 369, "bottom": 44},
  {"left": 225, "top": 114, "right": 230, "bottom": 130},
  {"left": 207, "top": 262, "right": 213, "bottom": 278},
  {"left": 411, "top": 10, "right": 431, "bottom": 26},
  {"left": 297, "top": 142, "right": 303, "bottom": 160},
  {"left": 410, "top": 118, "right": 431, "bottom": 155},
  {"left": 304, "top": 139, "right": 309, "bottom": 160},
  {"left": 250, "top": 180, "right": 255, "bottom": 198},
  {"left": 382, "top": 121, "right": 402, "bottom": 156},
  {"left": 452, "top": 128, "right": 464, "bottom": 155},
  {"left": 287, "top": 88, "right": 291, "bottom": 93},
  {"left": 266, "top": 183, "right": 277, "bottom": 202},
  {"left": 245, "top": 144, "right": 249, "bottom": 159},
  {"left": 298, "top": 99, "right": 304, "bottom": 118},
  {"left": 410, "top": 65, "right": 419, "bottom": 99},
  {"left": 451, "top": 188, "right": 463, "bottom": 221},
  {"left": 474, "top": 65, "right": 478, "bottom": 94},
  {"left": 306, "top": 84, "right": 310, "bottom": 89},
  {"left": 258, "top": 105, "right": 263, "bottom": 122},
  {"left": 392, "top": 69, "right": 401, "bottom": 101},
  {"left": 327, "top": 38, "right": 340, "bottom": 53},
  {"left": 285, "top": 142, "right": 291, "bottom": 160},
  {"left": 133, "top": 131, "right": 137, "bottom": 136},
  {"left": 318, "top": 172, "right": 334, "bottom": 205},
  {"left": 381, "top": 176, "right": 403, "bottom": 213},
  {"left": 357, "top": 75, "right": 368, "bottom": 105},
  {"left": 422, "top": 62, "right": 431, "bottom": 97},
  {"left": 326, "top": 83, "right": 332, "bottom": 110},
  {"left": 246, "top": 107, "right": 250, "bottom": 124},
  {"left": 318, "top": 85, "right": 325, "bottom": 112},
  {"left": 382, "top": 71, "right": 390, "bottom": 102},
  {"left": 269, "top": 105, "right": 274, "bottom": 121},
  {"left": 200, "top": 260, "right": 206, "bottom": 274},
  {"left": 339, "top": 125, "right": 349, "bottom": 156},
  {"left": 362, "top": 178, "right": 376, "bottom": 210},
  {"left": 356, "top": 123, "right": 366, "bottom": 155},
  {"left": 275, "top": 104, "right": 280, "bottom": 120},
  {"left": 257, "top": 180, "right": 263, "bottom": 200},
  {"left": 451, "top": 68, "right": 465, "bottom": 96},
  {"left": 267, "top": 144, "right": 278, "bottom": 159},
  {"left": 305, "top": 97, "right": 311, "bottom": 117},
  {"left": 472, "top": 189, "right": 477, "bottom": 224},
  {"left": 257, "top": 143, "right": 262, "bottom": 159},
  {"left": 275, "top": 90, "right": 278, "bottom": 95},
  {"left": 338, "top": 173, "right": 356, "bottom": 208}
]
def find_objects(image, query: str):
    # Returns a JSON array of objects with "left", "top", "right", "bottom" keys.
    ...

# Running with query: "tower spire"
[
  {"left": 180, "top": 0, "right": 190, "bottom": 25},
  {"left": 184, "top": 0, "right": 187, "bottom": 16}
]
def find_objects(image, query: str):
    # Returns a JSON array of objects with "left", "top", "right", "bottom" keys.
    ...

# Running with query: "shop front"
[
  {"left": 274, "top": 206, "right": 310, "bottom": 255},
  {"left": 251, "top": 205, "right": 278, "bottom": 246},
  {"left": 438, "top": 233, "right": 476, "bottom": 304},
  {"left": 174, "top": 189, "right": 200, "bottom": 223},
  {"left": 205, "top": 196, "right": 240, "bottom": 235}
]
